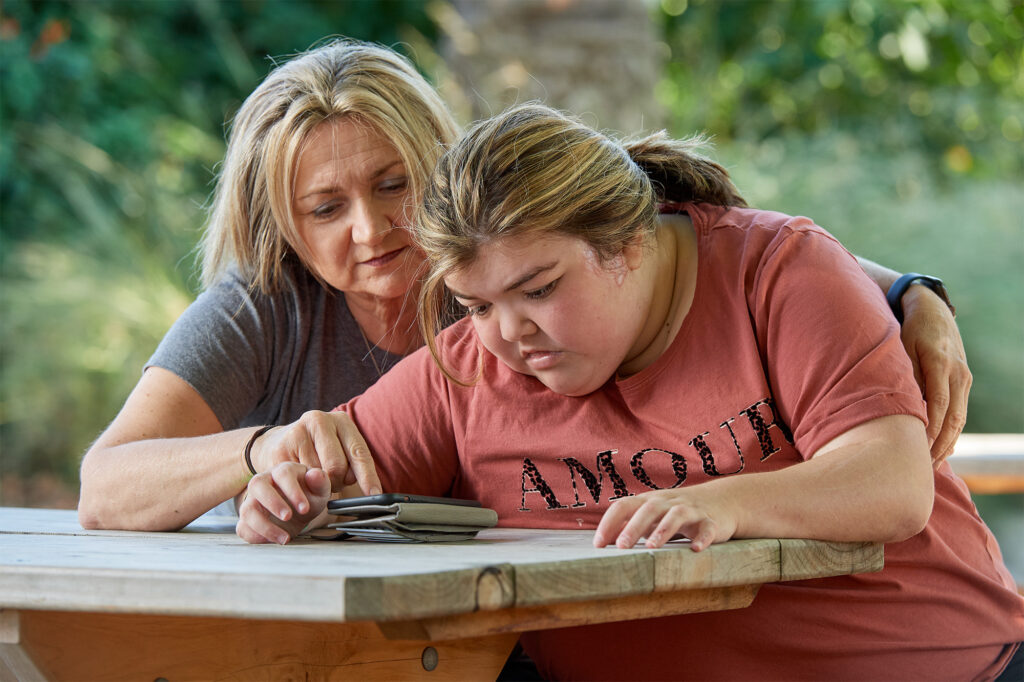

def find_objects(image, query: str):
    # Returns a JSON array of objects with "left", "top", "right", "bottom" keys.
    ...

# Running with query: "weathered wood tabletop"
[{"left": 0, "top": 507, "right": 882, "bottom": 681}]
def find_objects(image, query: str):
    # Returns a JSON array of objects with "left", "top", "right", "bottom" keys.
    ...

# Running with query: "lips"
[
  {"left": 521, "top": 349, "right": 562, "bottom": 371},
  {"left": 361, "top": 246, "right": 407, "bottom": 267}
]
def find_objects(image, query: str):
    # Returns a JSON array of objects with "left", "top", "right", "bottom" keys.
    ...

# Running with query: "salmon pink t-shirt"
[{"left": 338, "top": 203, "right": 1024, "bottom": 680}]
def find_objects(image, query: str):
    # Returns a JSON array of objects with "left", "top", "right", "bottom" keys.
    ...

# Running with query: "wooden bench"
[{"left": 948, "top": 433, "right": 1024, "bottom": 494}]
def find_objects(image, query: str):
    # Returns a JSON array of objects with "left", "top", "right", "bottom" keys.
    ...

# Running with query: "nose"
[
  {"left": 350, "top": 198, "right": 391, "bottom": 245},
  {"left": 498, "top": 307, "right": 538, "bottom": 342}
]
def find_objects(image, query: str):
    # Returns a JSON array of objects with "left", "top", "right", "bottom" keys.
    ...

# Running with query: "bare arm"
[
  {"left": 856, "top": 256, "right": 971, "bottom": 462},
  {"left": 78, "top": 367, "right": 257, "bottom": 531},
  {"left": 594, "top": 414, "right": 934, "bottom": 550},
  {"left": 855, "top": 255, "right": 901, "bottom": 292},
  {"left": 78, "top": 369, "right": 381, "bottom": 532}
]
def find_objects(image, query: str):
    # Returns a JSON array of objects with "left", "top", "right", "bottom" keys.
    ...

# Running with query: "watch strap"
[{"left": 886, "top": 272, "right": 955, "bottom": 323}]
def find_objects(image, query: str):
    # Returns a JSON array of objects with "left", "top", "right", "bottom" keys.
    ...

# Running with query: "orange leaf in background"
[
  {"left": 31, "top": 18, "right": 69, "bottom": 58},
  {"left": 0, "top": 17, "right": 20, "bottom": 40}
]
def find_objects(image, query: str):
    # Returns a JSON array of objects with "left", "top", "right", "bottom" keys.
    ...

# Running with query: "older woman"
[{"left": 78, "top": 39, "right": 969, "bottom": 532}]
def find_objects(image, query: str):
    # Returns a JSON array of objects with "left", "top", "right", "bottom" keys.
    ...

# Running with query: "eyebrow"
[
  {"left": 297, "top": 159, "right": 405, "bottom": 202},
  {"left": 448, "top": 262, "right": 558, "bottom": 299}
]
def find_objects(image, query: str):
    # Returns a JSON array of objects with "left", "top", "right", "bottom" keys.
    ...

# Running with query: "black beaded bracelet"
[{"left": 243, "top": 425, "right": 275, "bottom": 477}]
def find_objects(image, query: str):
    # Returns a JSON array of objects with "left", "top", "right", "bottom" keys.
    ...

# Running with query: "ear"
[{"left": 622, "top": 235, "right": 646, "bottom": 271}]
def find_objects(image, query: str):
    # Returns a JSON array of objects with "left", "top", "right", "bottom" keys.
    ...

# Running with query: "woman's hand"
[
  {"left": 248, "top": 410, "right": 382, "bottom": 495},
  {"left": 900, "top": 286, "right": 972, "bottom": 466},
  {"left": 236, "top": 462, "right": 332, "bottom": 544},
  {"left": 594, "top": 416, "right": 932, "bottom": 552},
  {"left": 592, "top": 487, "right": 739, "bottom": 551}
]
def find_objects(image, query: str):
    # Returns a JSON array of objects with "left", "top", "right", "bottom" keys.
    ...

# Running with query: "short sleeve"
[
  {"left": 750, "top": 223, "right": 927, "bottom": 457},
  {"left": 339, "top": 343, "right": 462, "bottom": 497},
  {"left": 146, "top": 273, "right": 271, "bottom": 429}
]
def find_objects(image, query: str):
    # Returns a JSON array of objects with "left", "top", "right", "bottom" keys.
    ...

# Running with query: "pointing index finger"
[{"left": 334, "top": 412, "right": 382, "bottom": 496}]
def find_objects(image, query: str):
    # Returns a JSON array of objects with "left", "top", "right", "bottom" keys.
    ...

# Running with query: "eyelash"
[
  {"left": 380, "top": 178, "right": 408, "bottom": 194},
  {"left": 459, "top": 278, "right": 560, "bottom": 317},
  {"left": 525, "top": 279, "right": 558, "bottom": 300},
  {"left": 309, "top": 177, "right": 408, "bottom": 220},
  {"left": 312, "top": 202, "right": 342, "bottom": 219}
]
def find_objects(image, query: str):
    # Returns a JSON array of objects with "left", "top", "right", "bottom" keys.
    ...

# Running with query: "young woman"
[{"left": 238, "top": 103, "right": 1022, "bottom": 681}]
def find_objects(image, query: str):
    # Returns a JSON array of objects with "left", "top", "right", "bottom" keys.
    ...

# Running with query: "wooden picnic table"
[
  {"left": 0, "top": 507, "right": 882, "bottom": 681},
  {"left": 948, "top": 433, "right": 1024, "bottom": 494}
]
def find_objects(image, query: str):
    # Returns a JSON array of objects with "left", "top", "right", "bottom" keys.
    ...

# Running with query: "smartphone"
[{"left": 327, "top": 493, "right": 482, "bottom": 512}]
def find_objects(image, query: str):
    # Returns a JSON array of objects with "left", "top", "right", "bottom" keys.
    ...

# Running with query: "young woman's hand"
[
  {"left": 899, "top": 286, "right": 972, "bottom": 466},
  {"left": 592, "top": 487, "right": 739, "bottom": 551},
  {"left": 247, "top": 410, "right": 382, "bottom": 495},
  {"left": 236, "top": 462, "right": 331, "bottom": 544}
]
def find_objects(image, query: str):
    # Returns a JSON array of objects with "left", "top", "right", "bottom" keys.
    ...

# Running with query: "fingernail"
[{"left": 298, "top": 502, "right": 308, "bottom": 514}]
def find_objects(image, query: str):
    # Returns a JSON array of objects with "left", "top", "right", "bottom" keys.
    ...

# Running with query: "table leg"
[
  {"left": 6, "top": 609, "right": 519, "bottom": 682},
  {"left": 2, "top": 610, "right": 51, "bottom": 681}
]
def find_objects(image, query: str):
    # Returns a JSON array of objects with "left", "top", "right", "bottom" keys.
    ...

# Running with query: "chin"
[
  {"left": 359, "top": 271, "right": 419, "bottom": 301},
  {"left": 539, "top": 377, "right": 602, "bottom": 398}
]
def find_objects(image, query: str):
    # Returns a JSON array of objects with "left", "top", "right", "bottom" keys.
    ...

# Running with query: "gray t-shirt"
[{"left": 147, "top": 265, "right": 403, "bottom": 430}]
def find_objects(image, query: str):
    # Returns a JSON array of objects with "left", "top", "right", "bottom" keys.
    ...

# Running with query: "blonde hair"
[
  {"left": 414, "top": 102, "right": 745, "bottom": 381},
  {"left": 200, "top": 38, "right": 460, "bottom": 292}
]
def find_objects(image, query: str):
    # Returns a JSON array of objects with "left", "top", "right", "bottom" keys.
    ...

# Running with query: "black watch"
[{"left": 885, "top": 273, "right": 955, "bottom": 323}]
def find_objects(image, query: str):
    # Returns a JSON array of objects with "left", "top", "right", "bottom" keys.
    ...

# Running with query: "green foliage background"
[
  {"left": 0, "top": 0, "right": 437, "bottom": 487},
  {"left": 652, "top": 0, "right": 1024, "bottom": 435},
  {"left": 1, "top": 0, "right": 1022, "bottom": 497}
]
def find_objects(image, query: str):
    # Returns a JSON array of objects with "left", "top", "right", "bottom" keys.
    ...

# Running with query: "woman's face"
[
  {"left": 291, "top": 117, "right": 422, "bottom": 302},
  {"left": 444, "top": 232, "right": 649, "bottom": 396}
]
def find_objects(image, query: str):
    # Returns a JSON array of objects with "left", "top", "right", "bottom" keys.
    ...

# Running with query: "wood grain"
[
  {"left": 344, "top": 568, "right": 483, "bottom": 621},
  {"left": 1, "top": 509, "right": 881, "bottom": 628},
  {"left": 513, "top": 552, "right": 654, "bottom": 607},
  {"left": 652, "top": 538, "right": 782, "bottom": 590},
  {"left": 11, "top": 609, "right": 519, "bottom": 682},
  {"left": 0, "top": 508, "right": 887, "bottom": 680},
  {"left": 379, "top": 584, "right": 759, "bottom": 642},
  {"left": 777, "top": 539, "right": 883, "bottom": 582},
  {"left": 0, "top": 610, "right": 51, "bottom": 681}
]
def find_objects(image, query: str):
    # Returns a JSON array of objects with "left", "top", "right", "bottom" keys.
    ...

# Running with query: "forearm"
[
  {"left": 78, "top": 428, "right": 258, "bottom": 531},
  {"left": 856, "top": 255, "right": 901, "bottom": 293},
  {"left": 723, "top": 416, "right": 934, "bottom": 544}
]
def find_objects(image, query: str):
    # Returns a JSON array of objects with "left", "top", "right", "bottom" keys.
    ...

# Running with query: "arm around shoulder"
[{"left": 855, "top": 257, "right": 971, "bottom": 461}]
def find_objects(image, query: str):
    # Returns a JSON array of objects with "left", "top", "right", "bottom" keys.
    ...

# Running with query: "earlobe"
[{"left": 623, "top": 238, "right": 646, "bottom": 271}]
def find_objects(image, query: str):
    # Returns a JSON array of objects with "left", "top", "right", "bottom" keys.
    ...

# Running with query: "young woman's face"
[
  {"left": 444, "top": 232, "right": 649, "bottom": 396},
  {"left": 291, "top": 117, "right": 422, "bottom": 302}
]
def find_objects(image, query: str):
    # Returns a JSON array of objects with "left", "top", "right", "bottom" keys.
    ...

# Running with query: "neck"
[
  {"left": 618, "top": 214, "right": 697, "bottom": 376},
  {"left": 344, "top": 289, "right": 423, "bottom": 356}
]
